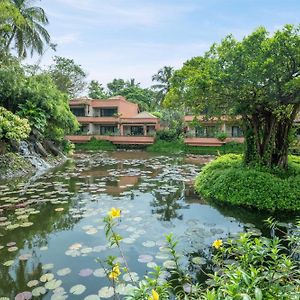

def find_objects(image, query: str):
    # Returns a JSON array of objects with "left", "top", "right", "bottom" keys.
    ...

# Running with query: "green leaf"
[{"left": 254, "top": 287, "right": 263, "bottom": 300}]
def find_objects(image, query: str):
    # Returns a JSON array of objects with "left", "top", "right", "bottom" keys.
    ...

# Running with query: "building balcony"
[
  {"left": 77, "top": 116, "right": 119, "bottom": 123},
  {"left": 184, "top": 137, "right": 244, "bottom": 146},
  {"left": 65, "top": 135, "right": 155, "bottom": 145}
]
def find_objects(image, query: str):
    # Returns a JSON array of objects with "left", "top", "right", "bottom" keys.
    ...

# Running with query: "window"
[
  {"left": 71, "top": 107, "right": 85, "bottom": 117},
  {"left": 195, "top": 126, "right": 205, "bottom": 137},
  {"left": 100, "top": 125, "right": 118, "bottom": 135},
  {"left": 232, "top": 126, "right": 243, "bottom": 137},
  {"left": 130, "top": 126, "right": 144, "bottom": 136},
  {"left": 206, "top": 126, "right": 216, "bottom": 137},
  {"left": 79, "top": 125, "right": 89, "bottom": 134},
  {"left": 100, "top": 108, "right": 118, "bottom": 117}
]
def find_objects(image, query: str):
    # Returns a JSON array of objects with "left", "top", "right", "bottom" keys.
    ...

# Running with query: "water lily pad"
[
  {"left": 138, "top": 254, "right": 153, "bottom": 263},
  {"left": 147, "top": 262, "right": 157, "bottom": 268},
  {"left": 117, "top": 284, "right": 135, "bottom": 295},
  {"left": 45, "top": 279, "right": 62, "bottom": 290},
  {"left": 42, "top": 263, "right": 54, "bottom": 270},
  {"left": 70, "top": 284, "right": 86, "bottom": 295},
  {"left": 19, "top": 254, "right": 32, "bottom": 261},
  {"left": 98, "top": 286, "right": 114, "bottom": 298},
  {"left": 27, "top": 280, "right": 39, "bottom": 288},
  {"left": 32, "top": 287, "right": 46, "bottom": 297},
  {"left": 6, "top": 224, "right": 20, "bottom": 230},
  {"left": 8, "top": 246, "right": 18, "bottom": 252},
  {"left": 84, "top": 296, "right": 100, "bottom": 300},
  {"left": 163, "top": 260, "right": 177, "bottom": 269},
  {"left": 93, "top": 268, "right": 106, "bottom": 277},
  {"left": 54, "top": 208, "right": 64, "bottom": 212},
  {"left": 142, "top": 241, "right": 156, "bottom": 248},
  {"left": 3, "top": 260, "right": 14, "bottom": 266},
  {"left": 40, "top": 273, "right": 54, "bottom": 282},
  {"left": 79, "top": 268, "right": 93, "bottom": 277},
  {"left": 57, "top": 267, "right": 71, "bottom": 276},
  {"left": 123, "top": 272, "right": 139, "bottom": 282},
  {"left": 14, "top": 292, "right": 32, "bottom": 300},
  {"left": 192, "top": 257, "right": 207, "bottom": 265},
  {"left": 65, "top": 249, "right": 81, "bottom": 257},
  {"left": 20, "top": 222, "right": 34, "bottom": 228}
]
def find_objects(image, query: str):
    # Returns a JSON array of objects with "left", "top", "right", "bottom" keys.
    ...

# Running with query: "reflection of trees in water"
[
  {"left": 207, "top": 199, "right": 297, "bottom": 231},
  {"left": 0, "top": 195, "right": 82, "bottom": 297},
  {"left": 0, "top": 251, "right": 44, "bottom": 298},
  {"left": 150, "top": 183, "right": 190, "bottom": 221}
]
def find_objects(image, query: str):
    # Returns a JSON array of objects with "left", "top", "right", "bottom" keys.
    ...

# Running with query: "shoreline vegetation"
[{"left": 195, "top": 154, "right": 300, "bottom": 211}]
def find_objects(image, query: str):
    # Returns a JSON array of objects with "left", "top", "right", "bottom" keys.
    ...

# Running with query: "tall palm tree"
[
  {"left": 5, "top": 0, "right": 52, "bottom": 58},
  {"left": 151, "top": 66, "right": 174, "bottom": 106}
]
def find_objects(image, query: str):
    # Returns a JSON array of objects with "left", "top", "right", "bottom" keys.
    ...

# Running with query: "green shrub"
[
  {"left": 156, "top": 129, "right": 180, "bottom": 142},
  {"left": 61, "top": 140, "right": 75, "bottom": 155},
  {"left": 0, "top": 106, "right": 31, "bottom": 142},
  {"left": 146, "top": 139, "right": 184, "bottom": 154},
  {"left": 205, "top": 219, "right": 300, "bottom": 299},
  {"left": 75, "top": 138, "right": 116, "bottom": 151},
  {"left": 216, "top": 132, "right": 228, "bottom": 141},
  {"left": 195, "top": 154, "right": 300, "bottom": 211},
  {"left": 185, "top": 142, "right": 244, "bottom": 156}
]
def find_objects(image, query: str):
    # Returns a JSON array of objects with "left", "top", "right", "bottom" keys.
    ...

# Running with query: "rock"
[
  {"left": 34, "top": 141, "right": 48, "bottom": 157},
  {"left": 44, "top": 140, "right": 60, "bottom": 156}
]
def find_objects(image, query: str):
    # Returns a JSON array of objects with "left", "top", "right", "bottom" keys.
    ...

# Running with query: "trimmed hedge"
[{"left": 195, "top": 154, "right": 300, "bottom": 211}]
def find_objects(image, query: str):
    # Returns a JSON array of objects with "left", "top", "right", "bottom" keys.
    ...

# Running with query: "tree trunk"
[{"left": 243, "top": 106, "right": 299, "bottom": 169}]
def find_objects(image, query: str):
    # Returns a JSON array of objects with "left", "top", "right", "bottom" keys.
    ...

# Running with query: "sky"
[{"left": 31, "top": 0, "right": 300, "bottom": 88}]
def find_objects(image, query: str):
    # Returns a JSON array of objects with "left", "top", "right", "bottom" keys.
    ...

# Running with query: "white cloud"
[
  {"left": 53, "top": 33, "right": 80, "bottom": 45},
  {"left": 47, "top": 0, "right": 201, "bottom": 27}
]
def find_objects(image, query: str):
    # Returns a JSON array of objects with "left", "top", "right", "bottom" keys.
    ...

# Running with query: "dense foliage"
[
  {"left": 0, "top": 56, "right": 79, "bottom": 142},
  {"left": 166, "top": 25, "right": 300, "bottom": 169},
  {"left": 75, "top": 138, "right": 117, "bottom": 151},
  {"left": 195, "top": 154, "right": 300, "bottom": 211},
  {"left": 206, "top": 224, "right": 300, "bottom": 299},
  {"left": 48, "top": 56, "right": 87, "bottom": 98},
  {"left": 0, "top": 106, "right": 30, "bottom": 142}
]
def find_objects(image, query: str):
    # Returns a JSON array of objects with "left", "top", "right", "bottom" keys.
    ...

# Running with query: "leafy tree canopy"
[
  {"left": 48, "top": 56, "right": 87, "bottom": 98},
  {"left": 106, "top": 78, "right": 157, "bottom": 111},
  {"left": 88, "top": 80, "right": 107, "bottom": 99},
  {"left": 166, "top": 24, "right": 300, "bottom": 168}
]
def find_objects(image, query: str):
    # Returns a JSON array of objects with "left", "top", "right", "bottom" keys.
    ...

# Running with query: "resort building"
[
  {"left": 66, "top": 96, "right": 160, "bottom": 145},
  {"left": 184, "top": 115, "right": 244, "bottom": 146}
]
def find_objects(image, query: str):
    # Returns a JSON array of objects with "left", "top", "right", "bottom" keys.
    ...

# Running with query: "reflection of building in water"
[{"left": 106, "top": 176, "right": 139, "bottom": 195}]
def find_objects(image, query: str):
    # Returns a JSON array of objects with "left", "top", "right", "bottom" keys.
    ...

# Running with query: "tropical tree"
[
  {"left": 166, "top": 25, "right": 300, "bottom": 169},
  {"left": 88, "top": 80, "right": 107, "bottom": 99},
  {"left": 152, "top": 66, "right": 174, "bottom": 106},
  {"left": 106, "top": 78, "right": 156, "bottom": 111},
  {"left": 3, "top": 0, "right": 52, "bottom": 58},
  {"left": 48, "top": 56, "right": 87, "bottom": 98},
  {"left": 107, "top": 78, "right": 126, "bottom": 96},
  {"left": 0, "top": 0, "right": 23, "bottom": 45}
]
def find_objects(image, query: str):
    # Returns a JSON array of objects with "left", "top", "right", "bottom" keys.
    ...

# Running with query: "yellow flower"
[
  {"left": 212, "top": 239, "right": 223, "bottom": 249},
  {"left": 148, "top": 289, "right": 159, "bottom": 300},
  {"left": 108, "top": 207, "right": 121, "bottom": 218},
  {"left": 108, "top": 265, "right": 121, "bottom": 280}
]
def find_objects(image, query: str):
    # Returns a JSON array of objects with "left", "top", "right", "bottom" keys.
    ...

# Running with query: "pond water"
[{"left": 0, "top": 151, "right": 296, "bottom": 299}]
